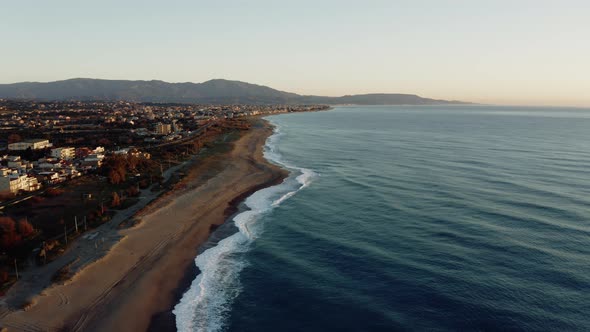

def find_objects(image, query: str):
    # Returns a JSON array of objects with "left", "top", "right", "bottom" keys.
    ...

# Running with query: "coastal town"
[
  {"left": 0, "top": 99, "right": 328, "bottom": 192},
  {"left": 0, "top": 99, "right": 328, "bottom": 305}
]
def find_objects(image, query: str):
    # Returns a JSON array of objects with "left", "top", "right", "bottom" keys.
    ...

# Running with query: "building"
[
  {"left": 81, "top": 154, "right": 104, "bottom": 168},
  {"left": 63, "top": 168, "right": 82, "bottom": 179},
  {"left": 6, "top": 156, "right": 31, "bottom": 172},
  {"left": 37, "top": 160, "right": 62, "bottom": 171},
  {"left": 0, "top": 173, "right": 41, "bottom": 193},
  {"left": 8, "top": 139, "right": 51, "bottom": 151},
  {"left": 26, "top": 176, "right": 42, "bottom": 191},
  {"left": 6, "top": 156, "right": 21, "bottom": 168},
  {"left": 172, "top": 120, "right": 182, "bottom": 132},
  {"left": 114, "top": 148, "right": 130, "bottom": 155},
  {"left": 114, "top": 148, "right": 151, "bottom": 159},
  {"left": 0, "top": 174, "right": 25, "bottom": 193},
  {"left": 51, "top": 147, "right": 76, "bottom": 160},
  {"left": 37, "top": 172, "right": 60, "bottom": 185},
  {"left": 155, "top": 123, "right": 172, "bottom": 135}
]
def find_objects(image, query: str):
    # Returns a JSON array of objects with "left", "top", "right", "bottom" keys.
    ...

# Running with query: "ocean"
[{"left": 174, "top": 105, "right": 590, "bottom": 331}]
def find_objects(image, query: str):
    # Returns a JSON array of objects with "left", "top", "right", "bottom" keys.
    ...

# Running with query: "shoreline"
[
  {"left": 0, "top": 118, "right": 288, "bottom": 331},
  {"left": 147, "top": 169, "right": 288, "bottom": 332}
]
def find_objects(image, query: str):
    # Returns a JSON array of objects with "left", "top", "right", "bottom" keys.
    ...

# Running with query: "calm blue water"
[{"left": 176, "top": 106, "right": 590, "bottom": 331}]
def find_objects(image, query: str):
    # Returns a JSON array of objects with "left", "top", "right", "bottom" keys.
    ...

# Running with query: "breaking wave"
[{"left": 173, "top": 123, "right": 315, "bottom": 332}]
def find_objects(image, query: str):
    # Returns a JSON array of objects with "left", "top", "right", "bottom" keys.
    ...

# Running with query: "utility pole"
[{"left": 74, "top": 216, "right": 78, "bottom": 233}]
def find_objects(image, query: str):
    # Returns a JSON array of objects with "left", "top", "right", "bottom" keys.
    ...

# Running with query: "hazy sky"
[{"left": 2, "top": 0, "right": 589, "bottom": 106}]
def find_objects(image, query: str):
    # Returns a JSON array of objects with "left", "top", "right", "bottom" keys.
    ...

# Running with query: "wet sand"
[{"left": 0, "top": 119, "right": 287, "bottom": 332}]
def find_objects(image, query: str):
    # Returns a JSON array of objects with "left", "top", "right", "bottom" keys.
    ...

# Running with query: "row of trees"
[
  {"left": 102, "top": 153, "right": 153, "bottom": 185},
  {"left": 0, "top": 217, "right": 34, "bottom": 249}
]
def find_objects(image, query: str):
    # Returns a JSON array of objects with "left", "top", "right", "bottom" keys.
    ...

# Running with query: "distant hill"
[
  {"left": 0, "top": 78, "right": 467, "bottom": 105},
  {"left": 300, "top": 93, "right": 466, "bottom": 105}
]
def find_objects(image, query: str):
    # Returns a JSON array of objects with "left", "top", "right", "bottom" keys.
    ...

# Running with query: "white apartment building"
[
  {"left": 8, "top": 139, "right": 51, "bottom": 151},
  {"left": 0, "top": 174, "right": 41, "bottom": 193},
  {"left": 51, "top": 147, "right": 76, "bottom": 160},
  {"left": 155, "top": 123, "right": 172, "bottom": 135}
]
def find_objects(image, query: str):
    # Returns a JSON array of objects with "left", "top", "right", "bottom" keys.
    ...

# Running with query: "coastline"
[
  {"left": 0, "top": 118, "right": 288, "bottom": 332},
  {"left": 147, "top": 158, "right": 288, "bottom": 332}
]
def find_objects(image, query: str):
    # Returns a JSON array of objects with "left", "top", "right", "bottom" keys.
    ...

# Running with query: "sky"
[{"left": 1, "top": 0, "right": 589, "bottom": 107}]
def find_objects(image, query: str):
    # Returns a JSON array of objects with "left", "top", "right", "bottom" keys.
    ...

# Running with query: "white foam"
[{"left": 174, "top": 122, "right": 316, "bottom": 332}]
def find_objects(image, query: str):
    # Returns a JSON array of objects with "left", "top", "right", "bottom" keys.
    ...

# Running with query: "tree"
[
  {"left": 138, "top": 179, "right": 149, "bottom": 189},
  {"left": 17, "top": 219, "right": 34, "bottom": 237},
  {"left": 104, "top": 154, "right": 127, "bottom": 184},
  {"left": 117, "top": 167, "right": 126, "bottom": 182},
  {"left": 0, "top": 270, "right": 8, "bottom": 283},
  {"left": 0, "top": 217, "right": 22, "bottom": 249},
  {"left": 45, "top": 188, "right": 64, "bottom": 197},
  {"left": 127, "top": 154, "right": 139, "bottom": 171},
  {"left": 0, "top": 191, "right": 15, "bottom": 201},
  {"left": 127, "top": 185, "right": 140, "bottom": 197},
  {"left": 108, "top": 169, "right": 122, "bottom": 184},
  {"left": 23, "top": 147, "right": 33, "bottom": 161},
  {"left": 0, "top": 217, "right": 16, "bottom": 234},
  {"left": 111, "top": 192, "right": 121, "bottom": 207},
  {"left": 7, "top": 133, "right": 21, "bottom": 144},
  {"left": 98, "top": 138, "right": 111, "bottom": 146}
]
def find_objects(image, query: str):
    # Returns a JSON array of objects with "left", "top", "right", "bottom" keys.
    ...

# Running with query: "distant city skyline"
[{"left": 2, "top": 0, "right": 589, "bottom": 107}]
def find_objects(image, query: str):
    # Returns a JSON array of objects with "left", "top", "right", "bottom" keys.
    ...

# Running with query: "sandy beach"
[{"left": 0, "top": 119, "right": 287, "bottom": 332}]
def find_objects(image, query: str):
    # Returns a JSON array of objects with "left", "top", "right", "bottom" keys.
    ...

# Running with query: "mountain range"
[{"left": 0, "top": 78, "right": 467, "bottom": 105}]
